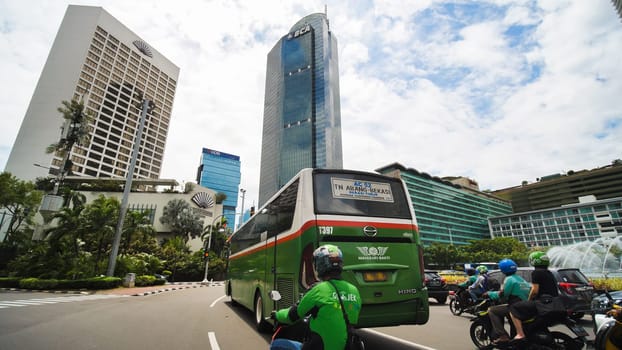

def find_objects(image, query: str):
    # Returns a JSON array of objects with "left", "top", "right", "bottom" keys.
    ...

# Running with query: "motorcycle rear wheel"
[
  {"left": 449, "top": 299, "right": 463, "bottom": 316},
  {"left": 550, "top": 331, "right": 582, "bottom": 350},
  {"left": 470, "top": 318, "right": 492, "bottom": 349}
]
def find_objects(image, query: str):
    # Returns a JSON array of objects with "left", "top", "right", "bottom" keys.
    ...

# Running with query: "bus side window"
[{"left": 266, "top": 180, "right": 299, "bottom": 238}]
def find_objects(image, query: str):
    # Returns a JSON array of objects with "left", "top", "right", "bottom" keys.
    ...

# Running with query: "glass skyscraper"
[
  {"left": 196, "top": 148, "right": 241, "bottom": 229},
  {"left": 258, "top": 13, "right": 342, "bottom": 206}
]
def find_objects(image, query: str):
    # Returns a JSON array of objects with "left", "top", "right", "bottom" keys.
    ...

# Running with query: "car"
[
  {"left": 487, "top": 267, "right": 594, "bottom": 318},
  {"left": 154, "top": 274, "right": 168, "bottom": 281},
  {"left": 424, "top": 270, "right": 449, "bottom": 304},
  {"left": 591, "top": 290, "right": 622, "bottom": 313}
]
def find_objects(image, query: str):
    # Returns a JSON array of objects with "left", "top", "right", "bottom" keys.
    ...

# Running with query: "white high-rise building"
[{"left": 5, "top": 5, "right": 179, "bottom": 181}]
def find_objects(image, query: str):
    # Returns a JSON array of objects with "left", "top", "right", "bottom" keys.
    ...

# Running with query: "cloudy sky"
[{"left": 1, "top": 0, "right": 621, "bottom": 212}]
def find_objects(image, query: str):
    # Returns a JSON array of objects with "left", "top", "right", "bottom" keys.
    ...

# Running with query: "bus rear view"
[{"left": 312, "top": 169, "right": 429, "bottom": 327}]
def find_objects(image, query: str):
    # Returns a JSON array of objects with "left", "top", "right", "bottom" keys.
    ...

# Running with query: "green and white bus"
[{"left": 225, "top": 168, "right": 429, "bottom": 331}]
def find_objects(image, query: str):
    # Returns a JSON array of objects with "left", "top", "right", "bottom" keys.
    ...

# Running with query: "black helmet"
[{"left": 313, "top": 244, "right": 343, "bottom": 278}]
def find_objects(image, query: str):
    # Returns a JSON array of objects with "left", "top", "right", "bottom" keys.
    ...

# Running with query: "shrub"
[
  {"left": 84, "top": 276, "right": 122, "bottom": 289},
  {"left": 0, "top": 277, "right": 21, "bottom": 288},
  {"left": 19, "top": 278, "right": 59, "bottom": 290},
  {"left": 135, "top": 275, "right": 156, "bottom": 287},
  {"left": 591, "top": 277, "right": 622, "bottom": 291}
]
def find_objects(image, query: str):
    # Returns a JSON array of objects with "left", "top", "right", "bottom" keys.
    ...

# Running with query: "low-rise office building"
[
  {"left": 34, "top": 178, "right": 222, "bottom": 252},
  {"left": 489, "top": 195, "right": 622, "bottom": 247},
  {"left": 376, "top": 163, "right": 513, "bottom": 246}
]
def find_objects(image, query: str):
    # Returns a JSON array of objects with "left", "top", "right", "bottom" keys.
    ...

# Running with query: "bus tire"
[
  {"left": 254, "top": 291, "right": 271, "bottom": 333},
  {"left": 227, "top": 284, "right": 239, "bottom": 306}
]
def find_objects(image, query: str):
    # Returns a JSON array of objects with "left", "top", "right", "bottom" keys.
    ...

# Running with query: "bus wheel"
[
  {"left": 228, "top": 285, "right": 239, "bottom": 306},
  {"left": 254, "top": 292, "right": 271, "bottom": 333}
]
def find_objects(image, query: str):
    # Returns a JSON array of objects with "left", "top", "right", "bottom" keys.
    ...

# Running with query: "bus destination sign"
[{"left": 331, "top": 178, "right": 394, "bottom": 202}]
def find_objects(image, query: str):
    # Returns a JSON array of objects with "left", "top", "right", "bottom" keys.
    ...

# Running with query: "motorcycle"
[
  {"left": 269, "top": 291, "right": 309, "bottom": 350},
  {"left": 449, "top": 286, "right": 491, "bottom": 316},
  {"left": 469, "top": 297, "right": 587, "bottom": 350},
  {"left": 592, "top": 291, "right": 622, "bottom": 350}
]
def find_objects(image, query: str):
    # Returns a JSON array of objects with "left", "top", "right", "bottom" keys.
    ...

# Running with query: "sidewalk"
[{"left": 96, "top": 281, "right": 225, "bottom": 296}]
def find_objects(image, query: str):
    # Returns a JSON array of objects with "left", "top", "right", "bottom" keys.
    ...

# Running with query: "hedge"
[
  {"left": 0, "top": 277, "right": 22, "bottom": 288},
  {"left": 13, "top": 277, "right": 122, "bottom": 290},
  {"left": 0, "top": 275, "right": 171, "bottom": 290}
]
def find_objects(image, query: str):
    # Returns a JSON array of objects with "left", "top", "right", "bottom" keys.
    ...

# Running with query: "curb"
[{"left": 0, "top": 281, "right": 225, "bottom": 297}]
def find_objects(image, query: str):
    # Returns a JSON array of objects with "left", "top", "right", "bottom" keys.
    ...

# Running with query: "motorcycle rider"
[
  {"left": 459, "top": 268, "right": 477, "bottom": 288},
  {"left": 468, "top": 265, "right": 489, "bottom": 303},
  {"left": 509, "top": 251, "right": 559, "bottom": 341},
  {"left": 458, "top": 268, "right": 477, "bottom": 304},
  {"left": 272, "top": 244, "right": 362, "bottom": 350},
  {"left": 484, "top": 258, "right": 531, "bottom": 344}
]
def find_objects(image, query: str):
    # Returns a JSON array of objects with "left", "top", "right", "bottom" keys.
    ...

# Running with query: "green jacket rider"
[{"left": 274, "top": 244, "right": 362, "bottom": 350}]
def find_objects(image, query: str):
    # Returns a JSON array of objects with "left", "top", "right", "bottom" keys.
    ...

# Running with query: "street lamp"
[
  {"left": 107, "top": 99, "right": 154, "bottom": 277},
  {"left": 238, "top": 188, "right": 246, "bottom": 230},
  {"left": 446, "top": 225, "right": 454, "bottom": 245},
  {"left": 202, "top": 214, "right": 226, "bottom": 284}
]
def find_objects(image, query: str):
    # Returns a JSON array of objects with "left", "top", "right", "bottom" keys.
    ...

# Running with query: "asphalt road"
[{"left": 0, "top": 287, "right": 595, "bottom": 350}]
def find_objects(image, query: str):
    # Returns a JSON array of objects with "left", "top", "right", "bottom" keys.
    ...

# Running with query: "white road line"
[
  {"left": 0, "top": 294, "right": 125, "bottom": 309},
  {"left": 210, "top": 295, "right": 227, "bottom": 308},
  {"left": 208, "top": 332, "right": 220, "bottom": 350}
]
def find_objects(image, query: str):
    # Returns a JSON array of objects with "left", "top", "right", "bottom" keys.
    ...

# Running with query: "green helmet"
[
  {"left": 313, "top": 244, "right": 343, "bottom": 277},
  {"left": 476, "top": 265, "right": 488, "bottom": 274},
  {"left": 529, "top": 251, "right": 550, "bottom": 267}
]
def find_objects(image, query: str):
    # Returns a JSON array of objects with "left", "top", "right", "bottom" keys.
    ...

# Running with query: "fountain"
[{"left": 546, "top": 236, "right": 622, "bottom": 277}]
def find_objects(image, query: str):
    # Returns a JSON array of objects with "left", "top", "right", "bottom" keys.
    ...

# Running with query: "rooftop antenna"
[{"left": 325, "top": 4, "right": 329, "bottom": 28}]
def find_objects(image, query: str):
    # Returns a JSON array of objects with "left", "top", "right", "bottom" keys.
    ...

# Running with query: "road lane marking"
[
  {"left": 0, "top": 294, "right": 126, "bottom": 310},
  {"left": 208, "top": 331, "right": 220, "bottom": 350},
  {"left": 210, "top": 295, "right": 227, "bottom": 308}
]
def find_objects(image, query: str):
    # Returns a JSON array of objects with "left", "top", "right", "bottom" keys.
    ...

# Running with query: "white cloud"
[{"left": 1, "top": 0, "right": 621, "bottom": 215}]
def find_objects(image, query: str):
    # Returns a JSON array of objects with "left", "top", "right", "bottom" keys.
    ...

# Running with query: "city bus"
[{"left": 225, "top": 168, "right": 429, "bottom": 331}]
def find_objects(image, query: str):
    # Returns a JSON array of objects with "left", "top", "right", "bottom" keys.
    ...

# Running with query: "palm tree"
[
  {"left": 121, "top": 210, "right": 157, "bottom": 255},
  {"left": 46, "top": 98, "right": 93, "bottom": 193},
  {"left": 42, "top": 193, "right": 88, "bottom": 279}
]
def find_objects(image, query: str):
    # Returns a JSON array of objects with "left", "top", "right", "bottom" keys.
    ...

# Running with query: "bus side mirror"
[{"left": 269, "top": 290, "right": 282, "bottom": 301}]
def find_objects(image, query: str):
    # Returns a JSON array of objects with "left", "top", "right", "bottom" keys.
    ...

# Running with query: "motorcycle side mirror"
[{"left": 269, "top": 290, "right": 282, "bottom": 301}]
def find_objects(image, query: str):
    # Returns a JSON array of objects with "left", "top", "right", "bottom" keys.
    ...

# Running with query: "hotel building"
[{"left": 5, "top": 5, "right": 179, "bottom": 182}]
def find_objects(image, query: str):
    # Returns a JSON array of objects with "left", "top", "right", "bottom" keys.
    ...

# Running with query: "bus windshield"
[{"left": 313, "top": 171, "right": 412, "bottom": 219}]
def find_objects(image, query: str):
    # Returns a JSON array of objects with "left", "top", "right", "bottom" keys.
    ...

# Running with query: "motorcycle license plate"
[{"left": 569, "top": 325, "right": 588, "bottom": 337}]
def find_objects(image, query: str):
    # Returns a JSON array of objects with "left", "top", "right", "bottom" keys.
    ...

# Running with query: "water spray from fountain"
[{"left": 546, "top": 236, "right": 622, "bottom": 277}]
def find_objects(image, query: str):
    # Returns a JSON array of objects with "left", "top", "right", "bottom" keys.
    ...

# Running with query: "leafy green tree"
[
  {"left": 0, "top": 172, "right": 42, "bottom": 243},
  {"left": 461, "top": 237, "right": 528, "bottom": 265},
  {"left": 42, "top": 192, "right": 88, "bottom": 277},
  {"left": 121, "top": 210, "right": 158, "bottom": 255},
  {"left": 215, "top": 192, "right": 227, "bottom": 204},
  {"left": 423, "top": 242, "right": 465, "bottom": 269},
  {"left": 160, "top": 236, "right": 190, "bottom": 282},
  {"left": 159, "top": 199, "right": 203, "bottom": 242},
  {"left": 81, "top": 195, "right": 120, "bottom": 275}
]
